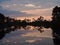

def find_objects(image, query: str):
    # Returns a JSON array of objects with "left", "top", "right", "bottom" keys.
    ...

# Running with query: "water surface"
[{"left": 0, "top": 26, "right": 54, "bottom": 45}]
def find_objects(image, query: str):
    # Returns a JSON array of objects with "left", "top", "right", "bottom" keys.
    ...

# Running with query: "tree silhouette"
[
  {"left": 37, "top": 16, "right": 44, "bottom": 21},
  {"left": 52, "top": 6, "right": 60, "bottom": 21},
  {"left": 51, "top": 6, "right": 60, "bottom": 45},
  {"left": 0, "top": 13, "right": 5, "bottom": 23}
]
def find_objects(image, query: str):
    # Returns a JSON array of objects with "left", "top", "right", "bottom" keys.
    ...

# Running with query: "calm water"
[{"left": 0, "top": 26, "right": 54, "bottom": 45}]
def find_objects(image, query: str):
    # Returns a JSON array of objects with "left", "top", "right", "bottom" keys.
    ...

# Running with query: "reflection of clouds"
[
  {"left": 0, "top": 28, "right": 53, "bottom": 45},
  {"left": 21, "top": 32, "right": 41, "bottom": 37},
  {"left": 21, "top": 30, "right": 52, "bottom": 38},
  {"left": 6, "top": 40, "right": 10, "bottom": 42},
  {"left": 26, "top": 40, "right": 36, "bottom": 43},
  {"left": 0, "top": 37, "right": 53, "bottom": 45}
]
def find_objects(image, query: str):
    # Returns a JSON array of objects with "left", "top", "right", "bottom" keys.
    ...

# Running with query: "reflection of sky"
[
  {"left": 0, "top": 28, "right": 54, "bottom": 45},
  {"left": 0, "top": 0, "right": 60, "bottom": 19}
]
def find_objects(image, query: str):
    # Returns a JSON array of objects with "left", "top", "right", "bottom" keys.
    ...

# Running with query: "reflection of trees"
[
  {"left": 0, "top": 25, "right": 44, "bottom": 40},
  {"left": 0, "top": 26, "right": 17, "bottom": 39},
  {"left": 51, "top": 27, "right": 60, "bottom": 45},
  {"left": 34, "top": 27, "right": 44, "bottom": 33},
  {"left": 21, "top": 26, "right": 44, "bottom": 33}
]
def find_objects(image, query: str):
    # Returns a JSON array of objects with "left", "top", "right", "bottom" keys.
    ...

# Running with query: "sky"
[{"left": 0, "top": 0, "right": 60, "bottom": 20}]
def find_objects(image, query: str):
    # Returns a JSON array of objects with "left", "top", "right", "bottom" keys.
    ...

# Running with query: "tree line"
[{"left": 0, "top": 6, "right": 60, "bottom": 27}]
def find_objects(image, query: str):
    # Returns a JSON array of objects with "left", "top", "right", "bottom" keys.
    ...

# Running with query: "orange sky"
[
  {"left": 15, "top": 15, "right": 52, "bottom": 21},
  {"left": 16, "top": 7, "right": 52, "bottom": 21},
  {"left": 12, "top": 7, "right": 53, "bottom": 21}
]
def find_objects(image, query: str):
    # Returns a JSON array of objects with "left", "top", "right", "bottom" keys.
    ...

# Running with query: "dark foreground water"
[{"left": 0, "top": 26, "right": 54, "bottom": 45}]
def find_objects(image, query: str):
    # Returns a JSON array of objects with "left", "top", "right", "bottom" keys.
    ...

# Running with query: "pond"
[{"left": 0, "top": 25, "right": 58, "bottom": 45}]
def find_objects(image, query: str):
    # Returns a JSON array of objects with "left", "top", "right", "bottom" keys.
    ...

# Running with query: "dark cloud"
[
  {"left": 0, "top": 0, "right": 60, "bottom": 18},
  {"left": 0, "top": 0, "right": 59, "bottom": 9},
  {"left": 0, "top": 6, "right": 34, "bottom": 17},
  {"left": 0, "top": 0, "right": 10, "bottom": 3}
]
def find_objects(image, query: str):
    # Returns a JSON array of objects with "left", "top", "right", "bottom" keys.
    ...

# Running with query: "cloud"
[
  {"left": 0, "top": 0, "right": 59, "bottom": 19},
  {"left": 0, "top": 0, "right": 58, "bottom": 11},
  {"left": 25, "top": 4, "right": 35, "bottom": 7},
  {"left": 21, "top": 8, "right": 53, "bottom": 16},
  {"left": 20, "top": 7, "right": 53, "bottom": 20},
  {"left": 0, "top": 0, "right": 9, "bottom": 3},
  {"left": 0, "top": 6, "right": 34, "bottom": 18},
  {"left": 0, "top": 3, "right": 41, "bottom": 11},
  {"left": 24, "top": 4, "right": 41, "bottom": 8}
]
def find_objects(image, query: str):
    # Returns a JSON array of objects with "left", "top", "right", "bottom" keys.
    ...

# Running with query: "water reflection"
[
  {"left": 0, "top": 25, "right": 59, "bottom": 45},
  {"left": 51, "top": 27, "right": 60, "bottom": 45},
  {"left": 0, "top": 26, "right": 44, "bottom": 40},
  {"left": 0, "top": 26, "right": 17, "bottom": 39}
]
